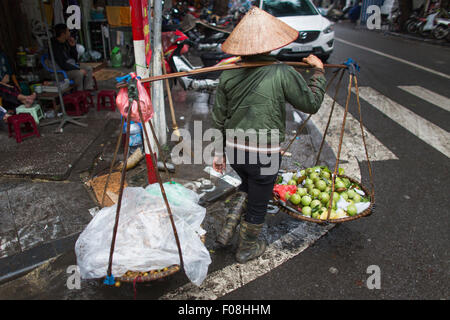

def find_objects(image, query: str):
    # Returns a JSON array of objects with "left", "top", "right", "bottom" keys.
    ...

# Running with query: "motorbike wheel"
[
  {"left": 432, "top": 25, "right": 449, "bottom": 40},
  {"left": 418, "top": 23, "right": 431, "bottom": 38},
  {"left": 406, "top": 20, "right": 418, "bottom": 34}
]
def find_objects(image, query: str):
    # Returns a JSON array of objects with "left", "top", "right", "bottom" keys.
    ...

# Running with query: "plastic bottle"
[{"left": 123, "top": 120, "right": 143, "bottom": 155}]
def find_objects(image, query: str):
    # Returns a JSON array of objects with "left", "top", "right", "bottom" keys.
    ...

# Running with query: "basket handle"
[
  {"left": 314, "top": 68, "right": 346, "bottom": 166},
  {"left": 353, "top": 76, "right": 375, "bottom": 200},
  {"left": 325, "top": 73, "right": 375, "bottom": 221},
  {"left": 326, "top": 73, "right": 354, "bottom": 221}
]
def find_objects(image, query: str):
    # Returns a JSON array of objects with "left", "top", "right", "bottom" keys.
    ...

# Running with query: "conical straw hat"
[{"left": 221, "top": 6, "right": 298, "bottom": 56}]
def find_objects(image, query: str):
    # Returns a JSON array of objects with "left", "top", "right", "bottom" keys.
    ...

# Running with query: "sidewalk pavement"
[{"left": 0, "top": 74, "right": 336, "bottom": 297}]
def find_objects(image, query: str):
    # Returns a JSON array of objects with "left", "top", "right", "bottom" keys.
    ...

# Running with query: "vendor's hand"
[
  {"left": 68, "top": 37, "right": 76, "bottom": 47},
  {"left": 303, "top": 54, "right": 324, "bottom": 71},
  {"left": 213, "top": 155, "right": 226, "bottom": 174},
  {"left": 80, "top": 69, "right": 87, "bottom": 76}
]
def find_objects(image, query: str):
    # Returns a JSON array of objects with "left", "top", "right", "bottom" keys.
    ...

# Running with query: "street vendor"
[{"left": 211, "top": 7, "right": 326, "bottom": 263}]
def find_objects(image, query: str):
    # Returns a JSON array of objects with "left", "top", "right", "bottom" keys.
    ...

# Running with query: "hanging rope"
[
  {"left": 326, "top": 72, "right": 354, "bottom": 221},
  {"left": 353, "top": 76, "right": 375, "bottom": 200},
  {"left": 101, "top": 116, "right": 125, "bottom": 207},
  {"left": 314, "top": 68, "right": 346, "bottom": 166},
  {"left": 281, "top": 67, "right": 341, "bottom": 158},
  {"left": 104, "top": 92, "right": 134, "bottom": 285}
]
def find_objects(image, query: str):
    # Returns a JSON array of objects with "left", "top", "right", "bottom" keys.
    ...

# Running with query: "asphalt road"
[
  {"left": 222, "top": 23, "right": 450, "bottom": 300},
  {"left": 1, "top": 23, "right": 448, "bottom": 303}
]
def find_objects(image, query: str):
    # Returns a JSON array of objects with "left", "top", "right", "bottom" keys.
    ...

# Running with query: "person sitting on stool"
[
  {"left": 1, "top": 50, "right": 37, "bottom": 110},
  {"left": 51, "top": 24, "right": 94, "bottom": 91}
]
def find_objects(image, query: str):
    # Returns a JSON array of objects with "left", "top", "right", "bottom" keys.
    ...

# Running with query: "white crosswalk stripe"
[
  {"left": 160, "top": 222, "right": 333, "bottom": 300},
  {"left": 398, "top": 86, "right": 450, "bottom": 113},
  {"left": 356, "top": 87, "right": 450, "bottom": 158},
  {"left": 162, "top": 85, "right": 449, "bottom": 300}
]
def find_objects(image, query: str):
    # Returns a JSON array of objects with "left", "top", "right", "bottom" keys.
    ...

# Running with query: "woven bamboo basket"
[
  {"left": 273, "top": 174, "right": 375, "bottom": 224},
  {"left": 113, "top": 234, "right": 206, "bottom": 283}
]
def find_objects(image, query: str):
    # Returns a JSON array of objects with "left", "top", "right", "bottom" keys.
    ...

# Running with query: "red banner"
[{"left": 141, "top": 0, "right": 152, "bottom": 66}]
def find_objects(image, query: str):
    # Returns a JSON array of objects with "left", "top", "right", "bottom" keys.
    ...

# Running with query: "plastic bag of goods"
[
  {"left": 75, "top": 183, "right": 211, "bottom": 286},
  {"left": 115, "top": 74, "right": 153, "bottom": 123}
]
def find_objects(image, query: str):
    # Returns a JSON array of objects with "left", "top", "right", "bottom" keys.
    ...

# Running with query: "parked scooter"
[
  {"left": 418, "top": 11, "right": 440, "bottom": 37},
  {"left": 162, "top": 30, "right": 224, "bottom": 92},
  {"left": 431, "top": 16, "right": 450, "bottom": 40},
  {"left": 405, "top": 11, "right": 427, "bottom": 34}
]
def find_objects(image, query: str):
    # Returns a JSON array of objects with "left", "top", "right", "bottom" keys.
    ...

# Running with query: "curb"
[{"left": 0, "top": 233, "right": 80, "bottom": 285}]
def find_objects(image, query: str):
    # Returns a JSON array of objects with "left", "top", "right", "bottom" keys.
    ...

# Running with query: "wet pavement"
[{"left": 0, "top": 67, "right": 337, "bottom": 298}]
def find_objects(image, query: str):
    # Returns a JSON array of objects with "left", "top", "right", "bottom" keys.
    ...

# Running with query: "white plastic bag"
[{"left": 75, "top": 184, "right": 211, "bottom": 286}]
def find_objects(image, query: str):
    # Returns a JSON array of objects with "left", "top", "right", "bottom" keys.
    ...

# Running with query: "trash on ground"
[{"left": 86, "top": 172, "right": 128, "bottom": 207}]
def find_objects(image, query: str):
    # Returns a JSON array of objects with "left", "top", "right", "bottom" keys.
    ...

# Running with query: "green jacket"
[{"left": 212, "top": 55, "right": 326, "bottom": 153}]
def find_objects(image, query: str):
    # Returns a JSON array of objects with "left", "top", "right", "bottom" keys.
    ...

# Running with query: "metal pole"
[
  {"left": 151, "top": 0, "right": 167, "bottom": 146},
  {"left": 130, "top": 0, "right": 158, "bottom": 184}
]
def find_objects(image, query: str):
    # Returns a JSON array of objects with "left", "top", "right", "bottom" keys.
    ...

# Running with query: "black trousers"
[{"left": 227, "top": 147, "right": 281, "bottom": 225}]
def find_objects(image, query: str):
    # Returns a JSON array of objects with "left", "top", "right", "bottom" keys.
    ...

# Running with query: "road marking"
[
  {"left": 160, "top": 88, "right": 402, "bottom": 300},
  {"left": 160, "top": 222, "right": 334, "bottom": 300},
  {"left": 308, "top": 94, "right": 398, "bottom": 181},
  {"left": 335, "top": 37, "right": 450, "bottom": 80},
  {"left": 398, "top": 86, "right": 450, "bottom": 112},
  {"left": 357, "top": 87, "right": 450, "bottom": 158},
  {"left": 160, "top": 91, "right": 397, "bottom": 300}
]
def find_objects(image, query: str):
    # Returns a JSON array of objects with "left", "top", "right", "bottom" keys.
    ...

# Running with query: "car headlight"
[{"left": 323, "top": 25, "right": 334, "bottom": 34}]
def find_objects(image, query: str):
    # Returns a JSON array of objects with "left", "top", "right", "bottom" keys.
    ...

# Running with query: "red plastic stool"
[
  {"left": 64, "top": 93, "right": 87, "bottom": 116},
  {"left": 7, "top": 113, "right": 40, "bottom": 143},
  {"left": 97, "top": 90, "right": 117, "bottom": 112},
  {"left": 74, "top": 91, "right": 94, "bottom": 110}
]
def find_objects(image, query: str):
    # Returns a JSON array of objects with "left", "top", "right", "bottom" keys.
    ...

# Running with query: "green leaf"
[{"left": 294, "top": 161, "right": 302, "bottom": 167}]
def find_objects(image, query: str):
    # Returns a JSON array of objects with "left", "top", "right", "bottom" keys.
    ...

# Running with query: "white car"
[{"left": 259, "top": 0, "right": 335, "bottom": 61}]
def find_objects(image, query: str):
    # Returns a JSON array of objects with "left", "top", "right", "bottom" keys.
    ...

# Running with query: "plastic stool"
[
  {"left": 16, "top": 104, "right": 44, "bottom": 124},
  {"left": 97, "top": 90, "right": 117, "bottom": 111},
  {"left": 74, "top": 91, "right": 94, "bottom": 110},
  {"left": 7, "top": 113, "right": 40, "bottom": 143},
  {"left": 63, "top": 93, "right": 86, "bottom": 116}
]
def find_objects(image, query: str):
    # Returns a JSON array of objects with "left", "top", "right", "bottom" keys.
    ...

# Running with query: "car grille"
[{"left": 294, "top": 31, "right": 320, "bottom": 44}]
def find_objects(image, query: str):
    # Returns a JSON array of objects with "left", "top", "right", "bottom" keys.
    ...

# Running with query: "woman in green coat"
[{"left": 211, "top": 7, "right": 327, "bottom": 263}]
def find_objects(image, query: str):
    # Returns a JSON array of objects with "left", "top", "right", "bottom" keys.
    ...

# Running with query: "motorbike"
[
  {"left": 162, "top": 29, "right": 230, "bottom": 92},
  {"left": 405, "top": 11, "right": 427, "bottom": 34},
  {"left": 418, "top": 11, "right": 440, "bottom": 37},
  {"left": 431, "top": 16, "right": 450, "bottom": 40}
]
